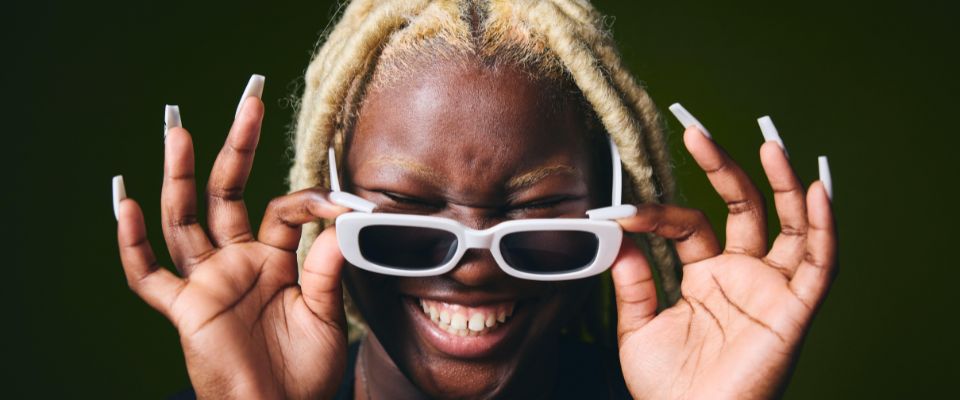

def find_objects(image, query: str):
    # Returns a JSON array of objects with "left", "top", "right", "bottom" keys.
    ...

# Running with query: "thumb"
[
  {"left": 611, "top": 239, "right": 659, "bottom": 340},
  {"left": 301, "top": 226, "right": 347, "bottom": 328}
]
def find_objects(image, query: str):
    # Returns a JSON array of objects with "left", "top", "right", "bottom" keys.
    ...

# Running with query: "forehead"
[{"left": 348, "top": 59, "right": 594, "bottom": 187}]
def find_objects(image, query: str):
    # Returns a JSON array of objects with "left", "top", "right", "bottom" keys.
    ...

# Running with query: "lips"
[{"left": 405, "top": 296, "right": 526, "bottom": 359}]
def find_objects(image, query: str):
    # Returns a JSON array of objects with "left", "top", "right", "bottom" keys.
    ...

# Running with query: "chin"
[{"left": 345, "top": 267, "right": 596, "bottom": 398}]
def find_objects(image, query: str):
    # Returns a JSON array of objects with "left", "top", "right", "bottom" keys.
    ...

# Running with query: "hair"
[{"left": 288, "top": 0, "right": 681, "bottom": 343}]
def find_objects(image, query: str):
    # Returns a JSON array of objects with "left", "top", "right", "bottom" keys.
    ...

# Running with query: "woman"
[{"left": 112, "top": 0, "right": 837, "bottom": 398}]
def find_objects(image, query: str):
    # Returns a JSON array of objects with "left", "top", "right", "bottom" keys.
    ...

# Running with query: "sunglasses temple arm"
[
  {"left": 583, "top": 138, "right": 637, "bottom": 220},
  {"left": 608, "top": 137, "right": 623, "bottom": 207},
  {"left": 328, "top": 147, "right": 377, "bottom": 213},
  {"left": 328, "top": 147, "right": 342, "bottom": 192}
]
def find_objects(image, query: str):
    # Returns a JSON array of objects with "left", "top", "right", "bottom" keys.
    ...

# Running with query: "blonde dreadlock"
[{"left": 288, "top": 0, "right": 682, "bottom": 340}]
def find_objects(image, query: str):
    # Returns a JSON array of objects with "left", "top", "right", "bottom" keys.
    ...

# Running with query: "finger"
[
  {"left": 789, "top": 179, "right": 837, "bottom": 309},
  {"left": 161, "top": 111, "right": 215, "bottom": 275},
  {"left": 300, "top": 226, "right": 347, "bottom": 327},
  {"left": 257, "top": 188, "right": 350, "bottom": 252},
  {"left": 759, "top": 141, "right": 808, "bottom": 275},
  {"left": 617, "top": 204, "right": 721, "bottom": 265},
  {"left": 115, "top": 188, "right": 185, "bottom": 322},
  {"left": 756, "top": 117, "right": 805, "bottom": 273},
  {"left": 207, "top": 77, "right": 265, "bottom": 247},
  {"left": 611, "top": 239, "right": 659, "bottom": 339},
  {"left": 683, "top": 126, "right": 768, "bottom": 256}
]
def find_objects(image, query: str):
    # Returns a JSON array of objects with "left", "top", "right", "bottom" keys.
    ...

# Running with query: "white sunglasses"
[{"left": 327, "top": 138, "right": 637, "bottom": 281}]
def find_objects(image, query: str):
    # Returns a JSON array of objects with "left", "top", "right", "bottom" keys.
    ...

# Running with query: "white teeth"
[
  {"left": 418, "top": 298, "right": 517, "bottom": 336},
  {"left": 468, "top": 313, "right": 485, "bottom": 331},
  {"left": 450, "top": 313, "right": 468, "bottom": 330}
]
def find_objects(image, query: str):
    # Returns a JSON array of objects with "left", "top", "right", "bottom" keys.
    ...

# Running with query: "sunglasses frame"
[
  {"left": 326, "top": 137, "right": 637, "bottom": 281},
  {"left": 335, "top": 212, "right": 624, "bottom": 281}
]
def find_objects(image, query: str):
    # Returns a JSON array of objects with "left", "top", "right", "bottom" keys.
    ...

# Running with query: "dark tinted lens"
[
  {"left": 358, "top": 225, "right": 458, "bottom": 270},
  {"left": 499, "top": 230, "right": 599, "bottom": 273}
]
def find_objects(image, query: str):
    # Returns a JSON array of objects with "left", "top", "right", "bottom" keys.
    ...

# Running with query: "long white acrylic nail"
[
  {"left": 330, "top": 192, "right": 377, "bottom": 213},
  {"left": 757, "top": 115, "right": 789, "bottom": 157},
  {"left": 668, "top": 103, "right": 712, "bottom": 139},
  {"left": 818, "top": 156, "right": 832, "bottom": 201},
  {"left": 164, "top": 105, "right": 181, "bottom": 138},
  {"left": 235, "top": 74, "right": 266, "bottom": 119},
  {"left": 112, "top": 175, "right": 126, "bottom": 221}
]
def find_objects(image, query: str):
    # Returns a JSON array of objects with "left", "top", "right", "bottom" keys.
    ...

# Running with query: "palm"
[
  {"left": 622, "top": 256, "right": 811, "bottom": 398},
  {"left": 115, "top": 88, "right": 350, "bottom": 399},
  {"left": 169, "top": 246, "right": 344, "bottom": 399},
  {"left": 613, "top": 126, "right": 837, "bottom": 399}
]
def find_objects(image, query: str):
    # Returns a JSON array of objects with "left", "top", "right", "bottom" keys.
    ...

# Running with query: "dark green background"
[{"left": 8, "top": 0, "right": 957, "bottom": 398}]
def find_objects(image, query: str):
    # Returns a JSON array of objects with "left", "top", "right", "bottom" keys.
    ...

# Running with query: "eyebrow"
[
  {"left": 365, "top": 157, "right": 577, "bottom": 191},
  {"left": 366, "top": 156, "right": 445, "bottom": 186},
  {"left": 506, "top": 165, "right": 578, "bottom": 191}
]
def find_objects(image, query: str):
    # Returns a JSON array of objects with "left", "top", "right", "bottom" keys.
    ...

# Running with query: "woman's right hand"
[{"left": 114, "top": 76, "right": 350, "bottom": 400}]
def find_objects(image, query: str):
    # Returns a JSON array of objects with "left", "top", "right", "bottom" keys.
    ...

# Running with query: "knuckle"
[
  {"left": 779, "top": 224, "right": 807, "bottom": 237},
  {"left": 773, "top": 185, "right": 803, "bottom": 196},
  {"left": 167, "top": 214, "right": 198, "bottom": 229},
  {"left": 166, "top": 171, "right": 195, "bottom": 182},
  {"left": 225, "top": 141, "right": 256, "bottom": 156},
  {"left": 206, "top": 185, "right": 244, "bottom": 202},
  {"left": 726, "top": 197, "right": 764, "bottom": 216},
  {"left": 675, "top": 225, "right": 699, "bottom": 242},
  {"left": 265, "top": 196, "right": 299, "bottom": 226},
  {"left": 726, "top": 199, "right": 753, "bottom": 214},
  {"left": 265, "top": 196, "right": 286, "bottom": 214},
  {"left": 704, "top": 159, "right": 729, "bottom": 174}
]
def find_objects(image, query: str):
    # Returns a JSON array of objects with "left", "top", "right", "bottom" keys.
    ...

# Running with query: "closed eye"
[{"left": 380, "top": 191, "right": 443, "bottom": 209}]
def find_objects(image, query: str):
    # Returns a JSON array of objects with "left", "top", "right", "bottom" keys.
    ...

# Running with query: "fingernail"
[
  {"left": 818, "top": 156, "right": 832, "bottom": 201},
  {"left": 586, "top": 204, "right": 637, "bottom": 220},
  {"left": 330, "top": 192, "right": 377, "bottom": 213},
  {"left": 112, "top": 175, "right": 126, "bottom": 221},
  {"left": 235, "top": 74, "right": 265, "bottom": 119},
  {"left": 668, "top": 103, "right": 712, "bottom": 139},
  {"left": 757, "top": 115, "right": 789, "bottom": 157},
  {"left": 164, "top": 105, "right": 181, "bottom": 138}
]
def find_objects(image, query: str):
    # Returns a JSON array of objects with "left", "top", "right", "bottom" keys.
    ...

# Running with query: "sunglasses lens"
[
  {"left": 358, "top": 225, "right": 458, "bottom": 270},
  {"left": 499, "top": 230, "right": 600, "bottom": 273}
]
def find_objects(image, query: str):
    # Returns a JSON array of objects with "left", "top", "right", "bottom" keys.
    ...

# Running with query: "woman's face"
[{"left": 342, "top": 58, "right": 610, "bottom": 398}]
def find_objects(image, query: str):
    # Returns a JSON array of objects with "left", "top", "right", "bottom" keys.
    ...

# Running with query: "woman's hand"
[
  {"left": 612, "top": 111, "right": 837, "bottom": 399},
  {"left": 114, "top": 76, "right": 350, "bottom": 400}
]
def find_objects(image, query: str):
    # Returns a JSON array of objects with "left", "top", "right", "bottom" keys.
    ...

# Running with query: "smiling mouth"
[{"left": 418, "top": 298, "right": 516, "bottom": 336}]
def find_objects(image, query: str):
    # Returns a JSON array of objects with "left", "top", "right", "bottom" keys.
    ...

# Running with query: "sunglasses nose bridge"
[{"left": 462, "top": 228, "right": 494, "bottom": 250}]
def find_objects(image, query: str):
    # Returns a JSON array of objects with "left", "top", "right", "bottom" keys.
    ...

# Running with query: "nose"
[
  {"left": 442, "top": 207, "right": 511, "bottom": 287},
  {"left": 448, "top": 248, "right": 510, "bottom": 287}
]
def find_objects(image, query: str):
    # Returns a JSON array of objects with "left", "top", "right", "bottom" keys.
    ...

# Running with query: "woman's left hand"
[{"left": 612, "top": 119, "right": 837, "bottom": 399}]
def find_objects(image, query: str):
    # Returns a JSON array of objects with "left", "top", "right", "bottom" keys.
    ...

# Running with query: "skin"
[
  {"left": 114, "top": 57, "right": 837, "bottom": 399},
  {"left": 342, "top": 59, "right": 609, "bottom": 399}
]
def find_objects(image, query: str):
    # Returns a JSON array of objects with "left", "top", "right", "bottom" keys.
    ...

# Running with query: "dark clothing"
[
  {"left": 172, "top": 336, "right": 632, "bottom": 399},
  {"left": 333, "top": 336, "right": 632, "bottom": 400}
]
